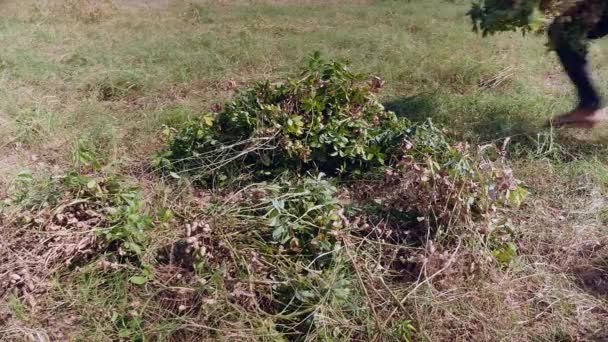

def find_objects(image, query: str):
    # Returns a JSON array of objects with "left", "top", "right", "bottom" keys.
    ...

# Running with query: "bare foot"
[{"left": 546, "top": 107, "right": 607, "bottom": 129}]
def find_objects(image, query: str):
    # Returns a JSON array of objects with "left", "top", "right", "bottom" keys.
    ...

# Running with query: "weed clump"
[
  {"left": 239, "top": 176, "right": 345, "bottom": 263},
  {"left": 142, "top": 56, "right": 529, "bottom": 340},
  {"left": 89, "top": 70, "right": 145, "bottom": 101}
]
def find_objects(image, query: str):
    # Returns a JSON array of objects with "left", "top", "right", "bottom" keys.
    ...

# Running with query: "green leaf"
[
  {"left": 202, "top": 113, "right": 215, "bottom": 126},
  {"left": 333, "top": 287, "right": 351, "bottom": 300},
  {"left": 492, "top": 242, "right": 518, "bottom": 266},
  {"left": 118, "top": 329, "right": 132, "bottom": 338},
  {"left": 295, "top": 290, "right": 315, "bottom": 302},
  {"left": 129, "top": 276, "right": 148, "bottom": 285},
  {"left": 507, "top": 186, "right": 528, "bottom": 208},
  {"left": 86, "top": 179, "right": 97, "bottom": 189},
  {"left": 17, "top": 170, "right": 33, "bottom": 183},
  {"left": 268, "top": 215, "right": 280, "bottom": 227},
  {"left": 125, "top": 242, "right": 143, "bottom": 255},
  {"left": 272, "top": 225, "right": 286, "bottom": 241}
]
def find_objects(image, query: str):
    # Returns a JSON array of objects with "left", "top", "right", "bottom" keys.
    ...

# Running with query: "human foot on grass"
[{"left": 546, "top": 107, "right": 608, "bottom": 129}]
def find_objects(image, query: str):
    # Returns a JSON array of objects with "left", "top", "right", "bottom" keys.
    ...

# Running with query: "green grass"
[
  {"left": 0, "top": 0, "right": 592, "bottom": 172},
  {"left": 2, "top": 0, "right": 608, "bottom": 341},
  {"left": 0, "top": 0, "right": 582, "bottom": 159}
]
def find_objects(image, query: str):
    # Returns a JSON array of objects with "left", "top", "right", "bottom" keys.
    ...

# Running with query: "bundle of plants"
[
  {"left": 156, "top": 51, "right": 528, "bottom": 227},
  {"left": 179, "top": 176, "right": 367, "bottom": 338},
  {"left": 0, "top": 170, "right": 153, "bottom": 303},
  {"left": 182, "top": 175, "right": 346, "bottom": 273},
  {"left": 351, "top": 122, "right": 528, "bottom": 238},
  {"left": 155, "top": 52, "right": 412, "bottom": 185}
]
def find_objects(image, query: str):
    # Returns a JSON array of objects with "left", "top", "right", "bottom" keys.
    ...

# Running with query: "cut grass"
[{"left": 1, "top": 0, "right": 608, "bottom": 341}]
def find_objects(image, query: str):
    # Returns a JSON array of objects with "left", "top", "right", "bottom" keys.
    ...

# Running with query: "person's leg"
[
  {"left": 547, "top": 4, "right": 608, "bottom": 127},
  {"left": 549, "top": 21, "right": 600, "bottom": 111},
  {"left": 553, "top": 42, "right": 601, "bottom": 110}
]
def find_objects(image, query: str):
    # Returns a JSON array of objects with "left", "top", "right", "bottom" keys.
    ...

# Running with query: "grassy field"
[{"left": 2, "top": 0, "right": 608, "bottom": 341}]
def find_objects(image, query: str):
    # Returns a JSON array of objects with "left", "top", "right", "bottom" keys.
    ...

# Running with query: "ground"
[{"left": 1, "top": 0, "right": 608, "bottom": 341}]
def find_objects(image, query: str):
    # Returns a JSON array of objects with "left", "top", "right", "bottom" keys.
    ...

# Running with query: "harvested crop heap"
[
  {"left": 160, "top": 52, "right": 522, "bottom": 194},
  {"left": 150, "top": 54, "right": 527, "bottom": 337},
  {"left": 160, "top": 53, "right": 525, "bottom": 222}
]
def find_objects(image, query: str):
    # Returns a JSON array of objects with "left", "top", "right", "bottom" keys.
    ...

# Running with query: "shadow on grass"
[
  {"left": 383, "top": 93, "right": 437, "bottom": 123},
  {"left": 383, "top": 92, "right": 537, "bottom": 143},
  {"left": 383, "top": 93, "right": 608, "bottom": 160}
]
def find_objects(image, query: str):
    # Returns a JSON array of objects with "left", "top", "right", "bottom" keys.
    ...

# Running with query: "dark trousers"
[{"left": 549, "top": 5, "right": 608, "bottom": 110}]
